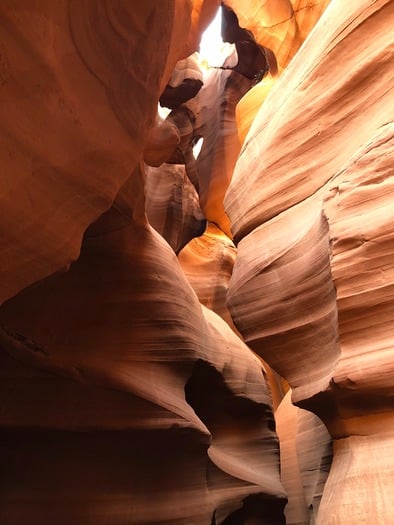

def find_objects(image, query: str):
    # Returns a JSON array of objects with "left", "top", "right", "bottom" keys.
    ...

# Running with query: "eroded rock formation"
[
  {"left": 276, "top": 391, "right": 332, "bottom": 525},
  {"left": 145, "top": 162, "right": 206, "bottom": 253},
  {"left": 0, "top": 162, "right": 286, "bottom": 523},
  {"left": 226, "top": 0, "right": 394, "bottom": 523},
  {"left": 0, "top": 0, "right": 392, "bottom": 524}
]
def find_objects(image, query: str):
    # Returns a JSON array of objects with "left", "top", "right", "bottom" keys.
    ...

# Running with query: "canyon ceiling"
[{"left": 0, "top": 1, "right": 393, "bottom": 524}]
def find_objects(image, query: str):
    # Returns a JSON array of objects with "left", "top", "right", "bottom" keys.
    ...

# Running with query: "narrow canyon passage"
[{"left": 0, "top": 1, "right": 393, "bottom": 524}]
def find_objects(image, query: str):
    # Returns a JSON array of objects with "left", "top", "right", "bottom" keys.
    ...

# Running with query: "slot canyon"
[{"left": 0, "top": 1, "right": 393, "bottom": 524}]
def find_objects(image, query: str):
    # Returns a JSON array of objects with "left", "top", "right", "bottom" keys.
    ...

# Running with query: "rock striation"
[
  {"left": 0, "top": 1, "right": 208, "bottom": 305},
  {"left": 145, "top": 162, "right": 206, "bottom": 253},
  {"left": 0, "top": 0, "right": 393, "bottom": 524},
  {"left": 178, "top": 222, "right": 238, "bottom": 331},
  {"left": 276, "top": 391, "right": 332, "bottom": 525},
  {"left": 0, "top": 164, "right": 286, "bottom": 523},
  {"left": 0, "top": 1, "right": 288, "bottom": 523},
  {"left": 226, "top": 0, "right": 394, "bottom": 523}
]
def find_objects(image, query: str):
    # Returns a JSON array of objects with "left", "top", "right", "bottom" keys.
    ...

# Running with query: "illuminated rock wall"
[
  {"left": 0, "top": 1, "right": 285, "bottom": 523},
  {"left": 226, "top": 0, "right": 394, "bottom": 523},
  {"left": 0, "top": 0, "right": 392, "bottom": 523}
]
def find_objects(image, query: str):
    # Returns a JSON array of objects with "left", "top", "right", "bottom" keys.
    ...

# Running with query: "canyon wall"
[
  {"left": 0, "top": 0, "right": 393, "bottom": 524},
  {"left": 226, "top": 0, "right": 394, "bottom": 523}
]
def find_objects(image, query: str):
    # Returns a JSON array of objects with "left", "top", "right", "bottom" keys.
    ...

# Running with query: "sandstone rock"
[
  {"left": 317, "top": 428, "right": 394, "bottom": 525},
  {"left": 194, "top": 6, "right": 278, "bottom": 237},
  {"left": 225, "top": 0, "right": 393, "bottom": 241},
  {"left": 232, "top": 0, "right": 329, "bottom": 146},
  {"left": 322, "top": 123, "right": 394, "bottom": 436},
  {"left": 178, "top": 223, "right": 237, "bottom": 329},
  {"left": 145, "top": 163, "right": 206, "bottom": 253},
  {"left": 235, "top": 75, "right": 277, "bottom": 145},
  {"left": 143, "top": 116, "right": 180, "bottom": 167},
  {"left": 178, "top": 220, "right": 290, "bottom": 423},
  {"left": 195, "top": 67, "right": 253, "bottom": 237},
  {"left": 0, "top": 1, "right": 196, "bottom": 305},
  {"left": 296, "top": 405, "right": 332, "bottom": 523},
  {"left": 226, "top": 1, "right": 394, "bottom": 523},
  {"left": 0, "top": 162, "right": 286, "bottom": 523},
  {"left": 224, "top": 0, "right": 330, "bottom": 69},
  {"left": 221, "top": 5, "right": 278, "bottom": 80},
  {"left": 1, "top": 0, "right": 392, "bottom": 523},
  {"left": 161, "top": 53, "right": 204, "bottom": 109},
  {"left": 276, "top": 391, "right": 332, "bottom": 525},
  {"left": 0, "top": 2, "right": 288, "bottom": 523},
  {"left": 227, "top": 198, "right": 340, "bottom": 404}
]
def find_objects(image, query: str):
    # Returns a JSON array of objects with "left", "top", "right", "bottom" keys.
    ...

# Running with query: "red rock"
[
  {"left": 178, "top": 223, "right": 237, "bottom": 330},
  {"left": 0, "top": 1, "right": 196, "bottom": 305},
  {"left": 226, "top": 1, "right": 394, "bottom": 523},
  {"left": 0, "top": 160, "right": 286, "bottom": 522},
  {"left": 1, "top": 0, "right": 392, "bottom": 523},
  {"left": 276, "top": 391, "right": 332, "bottom": 525},
  {"left": 145, "top": 163, "right": 206, "bottom": 253}
]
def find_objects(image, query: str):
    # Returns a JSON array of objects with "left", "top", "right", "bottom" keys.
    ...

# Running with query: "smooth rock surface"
[
  {"left": 0, "top": 1, "right": 198, "bottom": 305},
  {"left": 1, "top": 1, "right": 392, "bottom": 523},
  {"left": 145, "top": 163, "right": 206, "bottom": 253},
  {"left": 276, "top": 391, "right": 332, "bottom": 524},
  {"left": 0, "top": 163, "right": 286, "bottom": 523},
  {"left": 178, "top": 223, "right": 237, "bottom": 330},
  {"left": 226, "top": 1, "right": 394, "bottom": 523}
]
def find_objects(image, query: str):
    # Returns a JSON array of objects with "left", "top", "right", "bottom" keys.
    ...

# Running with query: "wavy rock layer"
[
  {"left": 276, "top": 391, "right": 332, "bottom": 525},
  {"left": 1, "top": 0, "right": 392, "bottom": 523},
  {"left": 224, "top": 0, "right": 330, "bottom": 69},
  {"left": 178, "top": 223, "right": 237, "bottom": 330},
  {"left": 226, "top": 0, "right": 394, "bottom": 523},
  {"left": 228, "top": 199, "right": 340, "bottom": 403},
  {"left": 0, "top": 158, "right": 286, "bottom": 523},
  {"left": 0, "top": 1, "right": 287, "bottom": 523},
  {"left": 145, "top": 163, "right": 206, "bottom": 253},
  {"left": 195, "top": 66, "right": 254, "bottom": 237},
  {"left": 0, "top": 1, "right": 202, "bottom": 305},
  {"left": 226, "top": 0, "right": 330, "bottom": 144}
]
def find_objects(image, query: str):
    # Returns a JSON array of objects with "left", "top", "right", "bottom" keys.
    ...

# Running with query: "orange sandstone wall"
[
  {"left": 226, "top": 0, "right": 394, "bottom": 523},
  {"left": 1, "top": 0, "right": 393, "bottom": 523}
]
